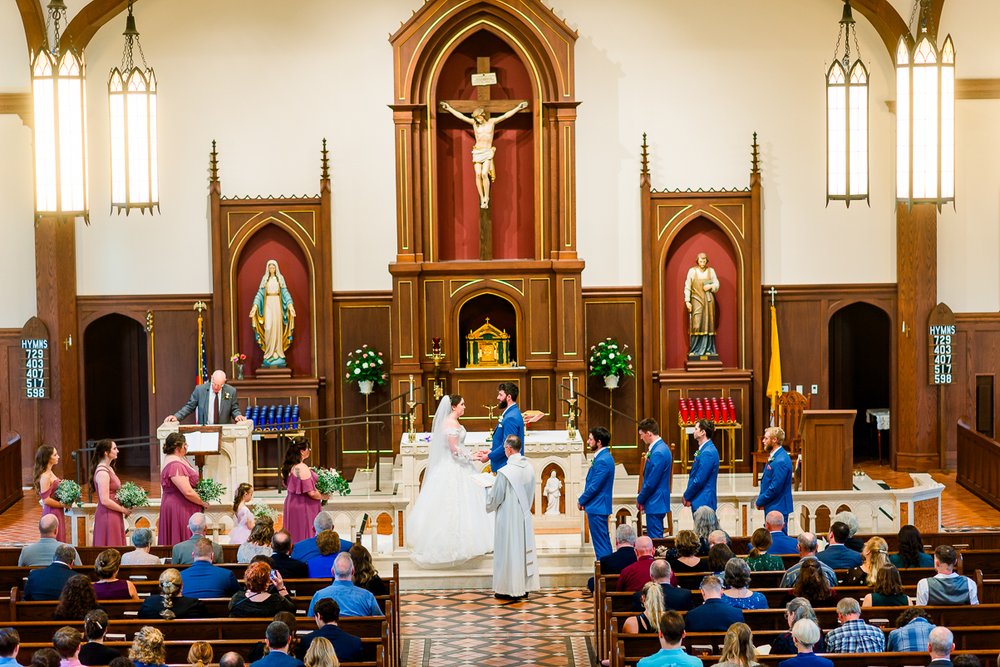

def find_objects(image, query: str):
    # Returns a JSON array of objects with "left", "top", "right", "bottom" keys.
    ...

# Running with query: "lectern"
[{"left": 799, "top": 409, "right": 856, "bottom": 491}]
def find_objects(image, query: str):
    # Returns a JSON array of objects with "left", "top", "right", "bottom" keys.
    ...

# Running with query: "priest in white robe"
[{"left": 485, "top": 434, "right": 540, "bottom": 600}]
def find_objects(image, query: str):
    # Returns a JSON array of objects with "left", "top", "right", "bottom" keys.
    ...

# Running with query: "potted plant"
[
  {"left": 588, "top": 337, "right": 635, "bottom": 389},
  {"left": 345, "top": 344, "right": 387, "bottom": 395}
]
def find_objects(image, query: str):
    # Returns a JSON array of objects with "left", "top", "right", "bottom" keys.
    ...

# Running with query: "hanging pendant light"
[
  {"left": 31, "top": 0, "right": 89, "bottom": 221},
  {"left": 109, "top": 0, "right": 158, "bottom": 215},
  {"left": 896, "top": 0, "right": 955, "bottom": 209},
  {"left": 826, "top": 0, "right": 869, "bottom": 207}
]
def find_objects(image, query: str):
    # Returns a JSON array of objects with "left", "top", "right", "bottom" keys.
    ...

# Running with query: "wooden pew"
[
  {"left": 14, "top": 641, "right": 384, "bottom": 667},
  {"left": 0, "top": 545, "right": 241, "bottom": 567},
  {"left": 0, "top": 616, "right": 387, "bottom": 644}
]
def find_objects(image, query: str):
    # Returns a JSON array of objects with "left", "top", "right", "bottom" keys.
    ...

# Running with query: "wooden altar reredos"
[{"left": 388, "top": 0, "right": 585, "bottom": 436}]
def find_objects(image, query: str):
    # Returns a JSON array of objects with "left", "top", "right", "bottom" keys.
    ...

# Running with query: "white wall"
[{"left": 0, "top": 0, "right": 998, "bottom": 317}]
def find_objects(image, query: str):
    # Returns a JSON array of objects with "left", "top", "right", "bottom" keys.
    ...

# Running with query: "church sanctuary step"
[{"left": 382, "top": 543, "right": 595, "bottom": 591}]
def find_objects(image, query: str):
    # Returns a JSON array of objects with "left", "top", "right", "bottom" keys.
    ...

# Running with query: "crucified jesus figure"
[{"left": 440, "top": 100, "right": 528, "bottom": 209}]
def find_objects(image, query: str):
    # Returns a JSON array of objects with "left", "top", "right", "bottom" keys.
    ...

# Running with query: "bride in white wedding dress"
[{"left": 406, "top": 394, "right": 494, "bottom": 568}]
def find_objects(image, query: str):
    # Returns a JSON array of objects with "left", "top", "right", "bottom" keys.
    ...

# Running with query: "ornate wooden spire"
[
  {"left": 751, "top": 132, "right": 760, "bottom": 176},
  {"left": 209, "top": 140, "right": 219, "bottom": 184},
  {"left": 321, "top": 138, "right": 330, "bottom": 181}
]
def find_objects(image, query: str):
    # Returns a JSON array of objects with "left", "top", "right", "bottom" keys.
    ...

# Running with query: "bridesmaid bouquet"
[
  {"left": 54, "top": 479, "right": 83, "bottom": 508},
  {"left": 195, "top": 478, "right": 226, "bottom": 504},
  {"left": 251, "top": 502, "right": 276, "bottom": 520},
  {"left": 314, "top": 467, "right": 351, "bottom": 497},
  {"left": 116, "top": 482, "right": 149, "bottom": 509}
]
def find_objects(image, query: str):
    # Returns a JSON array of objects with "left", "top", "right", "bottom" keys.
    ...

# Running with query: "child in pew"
[{"left": 79, "top": 609, "right": 123, "bottom": 666}]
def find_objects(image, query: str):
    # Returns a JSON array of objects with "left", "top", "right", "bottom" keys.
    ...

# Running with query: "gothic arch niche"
[
  {"left": 662, "top": 216, "right": 741, "bottom": 369},
  {"left": 829, "top": 302, "right": 891, "bottom": 462},
  {"left": 234, "top": 223, "right": 314, "bottom": 377},
  {"left": 435, "top": 30, "right": 535, "bottom": 261},
  {"left": 457, "top": 293, "right": 519, "bottom": 367}
]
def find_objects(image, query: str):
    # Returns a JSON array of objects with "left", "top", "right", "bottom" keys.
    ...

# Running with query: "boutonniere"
[
  {"left": 223, "top": 392, "right": 232, "bottom": 401},
  {"left": 694, "top": 450, "right": 701, "bottom": 458}
]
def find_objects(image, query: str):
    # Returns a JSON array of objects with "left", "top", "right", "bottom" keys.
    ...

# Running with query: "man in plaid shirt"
[
  {"left": 825, "top": 597, "right": 886, "bottom": 653},
  {"left": 886, "top": 607, "right": 936, "bottom": 652}
]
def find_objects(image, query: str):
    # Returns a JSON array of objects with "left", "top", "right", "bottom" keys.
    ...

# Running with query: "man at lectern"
[{"left": 164, "top": 370, "right": 247, "bottom": 425}]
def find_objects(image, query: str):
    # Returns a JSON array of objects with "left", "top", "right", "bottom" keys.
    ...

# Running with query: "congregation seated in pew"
[
  {"left": 252, "top": 621, "right": 304, "bottom": 667},
  {"left": 172, "top": 514, "right": 224, "bottom": 566},
  {"left": 307, "top": 532, "right": 345, "bottom": 580},
  {"left": 121, "top": 529, "right": 161, "bottom": 566},
  {"left": 790, "top": 559, "right": 837, "bottom": 609},
  {"left": 79, "top": 609, "right": 122, "bottom": 666},
  {"left": 297, "top": 599, "right": 363, "bottom": 663},
  {"left": 667, "top": 531, "right": 707, "bottom": 575},
  {"left": 917, "top": 545, "right": 980, "bottom": 605},
  {"left": 180, "top": 538, "right": 241, "bottom": 599},
  {"left": 886, "top": 606, "right": 936, "bottom": 652},
  {"left": 840, "top": 536, "right": 889, "bottom": 587},
  {"left": 54, "top": 575, "right": 98, "bottom": 621},
  {"left": 636, "top": 611, "right": 701, "bottom": 667},
  {"left": 861, "top": 564, "right": 909, "bottom": 607},
  {"left": 229, "top": 562, "right": 295, "bottom": 618},
  {"left": 247, "top": 612, "right": 300, "bottom": 664},
  {"left": 94, "top": 549, "right": 140, "bottom": 602},
  {"left": 721, "top": 558, "right": 767, "bottom": 610},
  {"left": 890, "top": 524, "right": 935, "bottom": 569},
  {"left": 270, "top": 532, "right": 308, "bottom": 580},
  {"left": 779, "top": 534, "right": 837, "bottom": 589},
  {"left": 23, "top": 544, "right": 78, "bottom": 601},
  {"left": 137, "top": 568, "right": 209, "bottom": 619},
  {"left": 685, "top": 575, "right": 744, "bottom": 632},
  {"left": 777, "top": 618, "right": 832, "bottom": 667},
  {"left": 746, "top": 528, "right": 785, "bottom": 572},
  {"left": 18, "top": 516, "right": 82, "bottom": 568},
  {"left": 716, "top": 622, "right": 761, "bottom": 667},
  {"left": 129, "top": 625, "right": 168, "bottom": 667},
  {"left": 770, "top": 598, "right": 826, "bottom": 655},
  {"left": 238, "top": 517, "right": 276, "bottom": 564},
  {"left": 822, "top": 597, "right": 885, "bottom": 653},
  {"left": 307, "top": 553, "right": 382, "bottom": 618}
]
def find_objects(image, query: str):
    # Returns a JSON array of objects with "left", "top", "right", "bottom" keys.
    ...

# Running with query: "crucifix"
[{"left": 439, "top": 56, "right": 529, "bottom": 260}]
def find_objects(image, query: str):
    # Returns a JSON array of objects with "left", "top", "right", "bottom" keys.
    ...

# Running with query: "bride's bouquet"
[
  {"left": 314, "top": 467, "right": 351, "bottom": 497},
  {"left": 54, "top": 479, "right": 83, "bottom": 508},
  {"left": 115, "top": 482, "right": 148, "bottom": 509}
]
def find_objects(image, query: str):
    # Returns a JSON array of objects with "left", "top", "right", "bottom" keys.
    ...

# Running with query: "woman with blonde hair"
[
  {"left": 304, "top": 636, "right": 340, "bottom": 667},
  {"left": 129, "top": 626, "right": 167, "bottom": 667},
  {"left": 94, "top": 549, "right": 140, "bottom": 601},
  {"left": 187, "top": 642, "right": 213, "bottom": 667},
  {"left": 716, "top": 622, "right": 760, "bottom": 667},
  {"left": 622, "top": 581, "right": 664, "bottom": 634},
  {"left": 843, "top": 536, "right": 889, "bottom": 586},
  {"left": 137, "top": 568, "right": 208, "bottom": 619}
]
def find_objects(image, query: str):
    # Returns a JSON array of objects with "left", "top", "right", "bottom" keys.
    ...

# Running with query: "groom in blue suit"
[
  {"left": 683, "top": 419, "right": 720, "bottom": 512},
  {"left": 482, "top": 382, "right": 524, "bottom": 473},
  {"left": 754, "top": 426, "right": 794, "bottom": 528},
  {"left": 636, "top": 418, "right": 672, "bottom": 538},
  {"left": 578, "top": 426, "right": 615, "bottom": 559}
]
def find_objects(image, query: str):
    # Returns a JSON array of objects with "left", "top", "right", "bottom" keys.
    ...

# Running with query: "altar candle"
[
  {"left": 569, "top": 372, "right": 575, "bottom": 399},
  {"left": 408, "top": 375, "right": 414, "bottom": 401}
]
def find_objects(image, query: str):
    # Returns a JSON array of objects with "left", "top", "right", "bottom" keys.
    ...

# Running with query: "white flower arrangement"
[
  {"left": 588, "top": 337, "right": 635, "bottom": 378},
  {"left": 344, "top": 344, "right": 387, "bottom": 386}
]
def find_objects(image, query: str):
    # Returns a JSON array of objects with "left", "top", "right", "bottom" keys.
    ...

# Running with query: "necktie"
[{"left": 213, "top": 392, "right": 220, "bottom": 424}]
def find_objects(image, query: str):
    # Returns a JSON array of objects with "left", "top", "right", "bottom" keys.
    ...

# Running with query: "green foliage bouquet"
[
  {"left": 344, "top": 345, "right": 387, "bottom": 386},
  {"left": 588, "top": 337, "right": 635, "bottom": 378},
  {"left": 251, "top": 502, "right": 276, "bottom": 521},
  {"left": 194, "top": 478, "right": 226, "bottom": 504},
  {"left": 54, "top": 479, "right": 83, "bottom": 508},
  {"left": 115, "top": 482, "right": 148, "bottom": 509},
  {"left": 314, "top": 467, "right": 351, "bottom": 496}
]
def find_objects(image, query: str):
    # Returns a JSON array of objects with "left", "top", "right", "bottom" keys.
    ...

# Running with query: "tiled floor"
[{"left": 400, "top": 589, "right": 593, "bottom": 667}]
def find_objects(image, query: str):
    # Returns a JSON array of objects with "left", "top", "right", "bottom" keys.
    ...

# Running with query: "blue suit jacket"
[
  {"left": 579, "top": 447, "right": 615, "bottom": 515},
  {"left": 489, "top": 404, "right": 525, "bottom": 472},
  {"left": 23, "top": 562, "right": 75, "bottom": 601},
  {"left": 754, "top": 446, "right": 794, "bottom": 516},
  {"left": 250, "top": 650, "right": 304, "bottom": 667},
  {"left": 179, "top": 560, "right": 241, "bottom": 598},
  {"left": 684, "top": 440, "right": 719, "bottom": 510},
  {"left": 685, "top": 598, "right": 744, "bottom": 632},
  {"left": 817, "top": 544, "right": 863, "bottom": 569},
  {"left": 636, "top": 439, "right": 672, "bottom": 515},
  {"left": 766, "top": 531, "right": 800, "bottom": 555},
  {"left": 297, "top": 624, "right": 364, "bottom": 663}
]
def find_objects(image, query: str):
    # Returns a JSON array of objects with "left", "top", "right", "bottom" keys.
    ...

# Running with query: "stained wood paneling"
[
  {"left": 957, "top": 420, "right": 1000, "bottom": 511},
  {"left": 0, "top": 329, "right": 36, "bottom": 485},
  {"left": 942, "top": 314, "right": 1000, "bottom": 469},
  {"left": 333, "top": 294, "right": 393, "bottom": 475},
  {"left": 528, "top": 278, "right": 550, "bottom": 355},
  {"left": 583, "top": 289, "right": 642, "bottom": 472}
]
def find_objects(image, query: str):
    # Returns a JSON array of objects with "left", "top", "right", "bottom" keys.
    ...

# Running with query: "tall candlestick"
[
  {"left": 569, "top": 371, "right": 575, "bottom": 399},
  {"left": 408, "top": 375, "right": 414, "bottom": 401}
]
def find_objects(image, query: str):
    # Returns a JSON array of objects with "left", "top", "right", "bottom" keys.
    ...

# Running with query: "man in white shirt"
[{"left": 916, "top": 545, "right": 979, "bottom": 605}]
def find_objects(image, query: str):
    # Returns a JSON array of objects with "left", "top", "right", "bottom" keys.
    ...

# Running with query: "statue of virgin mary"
[{"left": 249, "top": 259, "right": 296, "bottom": 367}]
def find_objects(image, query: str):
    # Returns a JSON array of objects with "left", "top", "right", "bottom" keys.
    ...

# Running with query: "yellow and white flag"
[{"left": 765, "top": 303, "right": 782, "bottom": 424}]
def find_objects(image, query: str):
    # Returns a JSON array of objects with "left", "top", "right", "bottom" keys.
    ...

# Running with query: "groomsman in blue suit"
[
  {"left": 479, "top": 382, "right": 525, "bottom": 473},
  {"left": 753, "top": 426, "right": 794, "bottom": 528},
  {"left": 636, "top": 418, "right": 672, "bottom": 539},
  {"left": 578, "top": 426, "right": 615, "bottom": 559},
  {"left": 683, "top": 419, "right": 719, "bottom": 512}
]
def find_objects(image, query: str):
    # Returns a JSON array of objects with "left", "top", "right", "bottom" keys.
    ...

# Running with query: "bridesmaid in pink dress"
[
  {"left": 228, "top": 483, "right": 255, "bottom": 545},
  {"left": 281, "top": 440, "right": 328, "bottom": 542},
  {"left": 33, "top": 445, "right": 68, "bottom": 542},
  {"left": 158, "top": 432, "right": 209, "bottom": 545},
  {"left": 92, "top": 440, "right": 130, "bottom": 547}
]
